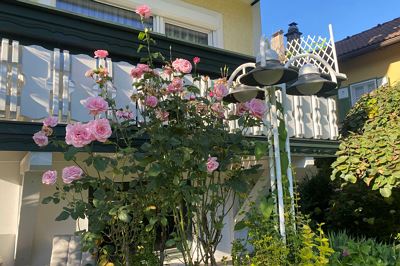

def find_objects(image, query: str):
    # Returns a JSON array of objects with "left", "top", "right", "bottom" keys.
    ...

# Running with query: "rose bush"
[{"left": 37, "top": 5, "right": 269, "bottom": 266}]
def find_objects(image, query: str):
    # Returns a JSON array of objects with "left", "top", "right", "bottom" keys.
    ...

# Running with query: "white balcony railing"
[{"left": 0, "top": 38, "right": 338, "bottom": 140}]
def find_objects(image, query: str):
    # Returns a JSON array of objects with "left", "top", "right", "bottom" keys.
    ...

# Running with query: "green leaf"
[
  {"left": 55, "top": 211, "right": 70, "bottom": 221},
  {"left": 380, "top": 187, "right": 392, "bottom": 197},
  {"left": 165, "top": 239, "right": 176, "bottom": 247},
  {"left": 42, "top": 196, "right": 53, "bottom": 204},
  {"left": 254, "top": 141, "right": 268, "bottom": 160},
  {"left": 93, "top": 188, "right": 106, "bottom": 200},
  {"left": 148, "top": 163, "right": 161, "bottom": 177},
  {"left": 64, "top": 146, "right": 80, "bottom": 161},
  {"left": 234, "top": 220, "right": 247, "bottom": 231},
  {"left": 118, "top": 210, "right": 131, "bottom": 223},
  {"left": 93, "top": 156, "right": 108, "bottom": 171},
  {"left": 138, "top": 32, "right": 146, "bottom": 41},
  {"left": 160, "top": 217, "right": 168, "bottom": 227},
  {"left": 137, "top": 44, "right": 146, "bottom": 53}
]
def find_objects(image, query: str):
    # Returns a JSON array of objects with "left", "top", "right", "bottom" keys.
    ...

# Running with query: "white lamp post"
[{"left": 224, "top": 38, "right": 340, "bottom": 240}]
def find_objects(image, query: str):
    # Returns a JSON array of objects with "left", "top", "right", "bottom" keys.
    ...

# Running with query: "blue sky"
[{"left": 261, "top": 0, "right": 400, "bottom": 42}]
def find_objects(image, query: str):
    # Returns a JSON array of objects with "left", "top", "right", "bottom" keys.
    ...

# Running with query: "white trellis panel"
[
  {"left": 284, "top": 94, "right": 296, "bottom": 137},
  {"left": 112, "top": 62, "right": 136, "bottom": 116},
  {"left": 299, "top": 96, "right": 314, "bottom": 138},
  {"left": 68, "top": 54, "right": 97, "bottom": 122},
  {"left": 318, "top": 97, "right": 331, "bottom": 139},
  {"left": 20, "top": 45, "right": 53, "bottom": 120},
  {"left": 0, "top": 39, "right": 10, "bottom": 119}
]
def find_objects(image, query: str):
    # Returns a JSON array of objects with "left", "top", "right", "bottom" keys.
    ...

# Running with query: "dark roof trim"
[
  {"left": 1, "top": 0, "right": 254, "bottom": 78},
  {"left": 337, "top": 35, "right": 400, "bottom": 61},
  {"left": 0, "top": 121, "right": 339, "bottom": 156},
  {"left": 251, "top": 0, "right": 260, "bottom": 6}
]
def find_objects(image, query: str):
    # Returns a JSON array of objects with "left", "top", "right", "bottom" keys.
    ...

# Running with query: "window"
[
  {"left": 165, "top": 23, "right": 209, "bottom": 46},
  {"left": 350, "top": 77, "right": 389, "bottom": 106},
  {"left": 56, "top": 0, "right": 153, "bottom": 30}
]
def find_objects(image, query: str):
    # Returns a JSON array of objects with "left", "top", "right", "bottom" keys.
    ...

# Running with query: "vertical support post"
[
  {"left": 281, "top": 84, "right": 296, "bottom": 220},
  {"left": 329, "top": 24, "right": 340, "bottom": 73},
  {"left": 269, "top": 86, "right": 286, "bottom": 241}
]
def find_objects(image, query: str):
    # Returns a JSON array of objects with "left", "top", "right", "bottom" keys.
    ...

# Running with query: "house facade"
[
  {"left": 335, "top": 17, "right": 400, "bottom": 122},
  {"left": 0, "top": 1, "right": 342, "bottom": 265}
]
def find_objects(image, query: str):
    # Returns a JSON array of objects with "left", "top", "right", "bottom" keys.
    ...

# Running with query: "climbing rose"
[
  {"left": 42, "top": 170, "right": 57, "bottom": 185},
  {"left": 145, "top": 96, "right": 158, "bottom": 108},
  {"left": 94, "top": 50, "right": 108, "bottom": 59},
  {"left": 211, "top": 102, "right": 225, "bottom": 118},
  {"left": 236, "top": 102, "right": 249, "bottom": 116},
  {"left": 207, "top": 157, "right": 219, "bottom": 173},
  {"left": 137, "top": 64, "right": 152, "bottom": 73},
  {"left": 167, "top": 77, "right": 183, "bottom": 93},
  {"left": 65, "top": 122, "right": 92, "bottom": 148},
  {"left": 193, "top": 57, "right": 200, "bottom": 64},
  {"left": 163, "top": 65, "right": 173, "bottom": 76},
  {"left": 62, "top": 166, "right": 83, "bottom": 184},
  {"left": 248, "top": 98, "right": 267, "bottom": 119},
  {"left": 172, "top": 58, "right": 192, "bottom": 74},
  {"left": 155, "top": 110, "right": 169, "bottom": 122},
  {"left": 130, "top": 67, "right": 143, "bottom": 78},
  {"left": 33, "top": 131, "right": 48, "bottom": 147},
  {"left": 213, "top": 83, "right": 228, "bottom": 101},
  {"left": 116, "top": 110, "right": 134, "bottom": 120},
  {"left": 82, "top": 96, "right": 109, "bottom": 116},
  {"left": 88, "top": 118, "right": 112, "bottom": 143},
  {"left": 135, "top": 4, "right": 152, "bottom": 19},
  {"left": 43, "top": 116, "right": 58, "bottom": 127}
]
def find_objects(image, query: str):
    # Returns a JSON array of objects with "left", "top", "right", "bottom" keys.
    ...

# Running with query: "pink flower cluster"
[
  {"left": 145, "top": 96, "right": 158, "bottom": 108},
  {"left": 211, "top": 102, "right": 225, "bottom": 118},
  {"left": 207, "top": 157, "right": 219, "bottom": 173},
  {"left": 32, "top": 116, "right": 59, "bottom": 147},
  {"left": 94, "top": 50, "right": 108, "bottom": 59},
  {"left": 172, "top": 58, "right": 192, "bottom": 74},
  {"left": 135, "top": 4, "right": 152, "bottom": 19},
  {"left": 41, "top": 166, "right": 84, "bottom": 185},
  {"left": 212, "top": 83, "right": 228, "bottom": 101},
  {"left": 193, "top": 57, "right": 200, "bottom": 65},
  {"left": 116, "top": 110, "right": 134, "bottom": 120},
  {"left": 155, "top": 110, "right": 169, "bottom": 122},
  {"left": 167, "top": 77, "right": 183, "bottom": 93},
  {"left": 235, "top": 98, "right": 267, "bottom": 120},
  {"left": 66, "top": 118, "right": 112, "bottom": 148},
  {"left": 83, "top": 96, "right": 109, "bottom": 116},
  {"left": 131, "top": 64, "right": 152, "bottom": 78}
]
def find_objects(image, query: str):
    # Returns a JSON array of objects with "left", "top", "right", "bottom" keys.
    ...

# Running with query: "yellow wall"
[
  {"left": 340, "top": 42, "right": 400, "bottom": 87},
  {"left": 183, "top": 0, "right": 255, "bottom": 56}
]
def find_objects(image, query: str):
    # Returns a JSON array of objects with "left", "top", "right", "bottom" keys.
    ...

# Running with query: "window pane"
[
  {"left": 351, "top": 80, "right": 377, "bottom": 105},
  {"left": 56, "top": 0, "right": 152, "bottom": 30},
  {"left": 165, "top": 23, "right": 209, "bottom": 45}
]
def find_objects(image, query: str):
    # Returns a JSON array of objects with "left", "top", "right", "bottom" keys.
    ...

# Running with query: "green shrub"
[{"left": 329, "top": 231, "right": 400, "bottom": 265}]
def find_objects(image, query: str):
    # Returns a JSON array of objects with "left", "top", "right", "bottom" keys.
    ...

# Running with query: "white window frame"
[
  {"left": 349, "top": 79, "right": 377, "bottom": 106},
  {"left": 96, "top": 0, "right": 223, "bottom": 48},
  {"left": 162, "top": 18, "right": 214, "bottom": 46}
]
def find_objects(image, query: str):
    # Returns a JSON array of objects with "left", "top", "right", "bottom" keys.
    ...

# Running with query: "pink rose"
[
  {"left": 167, "top": 77, "right": 183, "bottom": 93},
  {"left": 211, "top": 102, "right": 225, "bottom": 118},
  {"left": 163, "top": 65, "right": 173, "bottom": 76},
  {"left": 193, "top": 57, "right": 200, "bottom": 64},
  {"left": 207, "top": 157, "right": 219, "bottom": 173},
  {"left": 135, "top": 4, "right": 152, "bottom": 19},
  {"left": 65, "top": 122, "right": 93, "bottom": 148},
  {"left": 42, "top": 170, "right": 57, "bottom": 185},
  {"left": 145, "top": 96, "right": 158, "bottom": 108},
  {"left": 85, "top": 69, "right": 94, "bottom": 78},
  {"left": 116, "top": 110, "right": 134, "bottom": 120},
  {"left": 130, "top": 67, "right": 143, "bottom": 78},
  {"left": 94, "top": 50, "right": 108, "bottom": 59},
  {"left": 82, "top": 96, "right": 109, "bottom": 116},
  {"left": 33, "top": 131, "right": 48, "bottom": 147},
  {"left": 88, "top": 118, "right": 112, "bottom": 143},
  {"left": 43, "top": 116, "right": 58, "bottom": 127},
  {"left": 248, "top": 98, "right": 267, "bottom": 119},
  {"left": 172, "top": 58, "right": 192, "bottom": 74},
  {"left": 155, "top": 110, "right": 169, "bottom": 122},
  {"left": 137, "top": 64, "right": 152, "bottom": 73},
  {"left": 236, "top": 103, "right": 249, "bottom": 116},
  {"left": 212, "top": 83, "right": 228, "bottom": 101},
  {"left": 62, "top": 166, "right": 83, "bottom": 184}
]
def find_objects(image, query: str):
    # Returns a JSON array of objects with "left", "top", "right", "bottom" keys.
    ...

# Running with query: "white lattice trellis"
[{"left": 285, "top": 25, "right": 339, "bottom": 75}]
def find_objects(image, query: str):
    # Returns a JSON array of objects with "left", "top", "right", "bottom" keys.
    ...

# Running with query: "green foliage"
[
  {"left": 300, "top": 159, "right": 400, "bottom": 242},
  {"left": 329, "top": 231, "right": 400, "bottom": 265},
  {"left": 331, "top": 83, "right": 400, "bottom": 197},
  {"left": 232, "top": 197, "right": 333, "bottom": 266}
]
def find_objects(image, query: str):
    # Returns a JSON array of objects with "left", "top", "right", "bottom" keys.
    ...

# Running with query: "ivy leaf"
[{"left": 380, "top": 187, "right": 392, "bottom": 198}]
